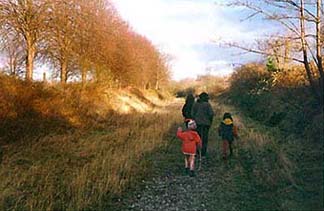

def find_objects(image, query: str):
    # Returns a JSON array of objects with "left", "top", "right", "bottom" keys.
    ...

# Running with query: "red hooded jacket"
[{"left": 177, "top": 129, "right": 202, "bottom": 154}]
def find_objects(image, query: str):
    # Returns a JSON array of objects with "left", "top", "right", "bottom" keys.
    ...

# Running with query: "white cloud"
[
  {"left": 112, "top": 0, "right": 266, "bottom": 80},
  {"left": 205, "top": 60, "right": 234, "bottom": 76}
]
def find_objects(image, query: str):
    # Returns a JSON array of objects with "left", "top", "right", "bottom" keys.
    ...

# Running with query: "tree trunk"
[
  {"left": 155, "top": 69, "right": 160, "bottom": 90},
  {"left": 43, "top": 72, "right": 47, "bottom": 82},
  {"left": 25, "top": 37, "right": 35, "bottom": 81},
  {"left": 283, "top": 39, "right": 290, "bottom": 71},
  {"left": 155, "top": 80, "right": 159, "bottom": 90},
  {"left": 9, "top": 54, "right": 14, "bottom": 75},
  {"left": 300, "top": 0, "right": 320, "bottom": 101},
  {"left": 316, "top": 0, "right": 324, "bottom": 106},
  {"left": 12, "top": 57, "right": 17, "bottom": 76},
  {"left": 60, "top": 59, "right": 68, "bottom": 83},
  {"left": 81, "top": 66, "right": 86, "bottom": 84}
]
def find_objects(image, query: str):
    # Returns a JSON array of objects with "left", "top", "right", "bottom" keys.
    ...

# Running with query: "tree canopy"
[{"left": 0, "top": 0, "right": 170, "bottom": 88}]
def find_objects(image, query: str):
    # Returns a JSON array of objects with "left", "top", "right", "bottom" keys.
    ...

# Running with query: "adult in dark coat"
[
  {"left": 191, "top": 92, "right": 214, "bottom": 157},
  {"left": 182, "top": 94, "right": 195, "bottom": 127}
]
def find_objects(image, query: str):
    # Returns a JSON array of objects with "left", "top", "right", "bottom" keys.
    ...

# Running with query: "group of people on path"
[{"left": 176, "top": 92, "right": 238, "bottom": 177}]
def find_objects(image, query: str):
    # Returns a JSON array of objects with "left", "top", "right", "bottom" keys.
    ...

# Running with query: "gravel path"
[
  {"left": 129, "top": 160, "right": 218, "bottom": 210},
  {"left": 123, "top": 139, "right": 243, "bottom": 211}
]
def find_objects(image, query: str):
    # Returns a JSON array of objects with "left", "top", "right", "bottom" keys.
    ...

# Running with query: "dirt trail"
[
  {"left": 119, "top": 101, "right": 248, "bottom": 211},
  {"left": 126, "top": 150, "right": 242, "bottom": 211}
]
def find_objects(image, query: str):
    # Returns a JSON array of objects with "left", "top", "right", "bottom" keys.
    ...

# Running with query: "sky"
[{"left": 111, "top": 0, "right": 279, "bottom": 81}]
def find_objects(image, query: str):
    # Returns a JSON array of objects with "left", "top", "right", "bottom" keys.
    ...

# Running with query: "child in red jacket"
[{"left": 177, "top": 119, "right": 202, "bottom": 177}]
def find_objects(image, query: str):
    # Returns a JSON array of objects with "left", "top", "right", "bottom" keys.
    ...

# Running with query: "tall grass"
[
  {"left": 0, "top": 74, "right": 180, "bottom": 210},
  {"left": 214, "top": 100, "right": 323, "bottom": 210},
  {"left": 221, "top": 63, "right": 323, "bottom": 210}
]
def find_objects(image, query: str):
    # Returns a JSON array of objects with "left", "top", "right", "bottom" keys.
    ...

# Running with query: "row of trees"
[
  {"left": 226, "top": 0, "right": 323, "bottom": 106},
  {"left": 0, "top": 0, "right": 170, "bottom": 89}
]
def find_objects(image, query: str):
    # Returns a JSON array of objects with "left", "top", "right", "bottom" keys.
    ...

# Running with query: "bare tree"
[
  {"left": 43, "top": 0, "right": 79, "bottom": 83},
  {"left": 315, "top": 0, "right": 323, "bottom": 99},
  {"left": 0, "top": 0, "right": 171, "bottom": 89},
  {"left": 257, "top": 36, "right": 294, "bottom": 71},
  {"left": 225, "top": 0, "right": 323, "bottom": 105},
  {"left": 0, "top": 31, "right": 24, "bottom": 76},
  {"left": 0, "top": 0, "right": 51, "bottom": 81}
]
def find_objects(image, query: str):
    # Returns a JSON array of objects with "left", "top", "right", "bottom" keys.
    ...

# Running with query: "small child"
[
  {"left": 177, "top": 119, "right": 202, "bottom": 177},
  {"left": 218, "top": 112, "right": 239, "bottom": 160}
]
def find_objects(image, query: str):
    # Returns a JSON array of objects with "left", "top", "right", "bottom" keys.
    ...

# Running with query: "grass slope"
[{"left": 0, "top": 76, "right": 178, "bottom": 210}]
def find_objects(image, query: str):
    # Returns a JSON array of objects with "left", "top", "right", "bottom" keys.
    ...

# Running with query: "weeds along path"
[{"left": 121, "top": 99, "right": 323, "bottom": 211}]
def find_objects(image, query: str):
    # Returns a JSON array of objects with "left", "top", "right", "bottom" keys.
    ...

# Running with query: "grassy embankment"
[
  {"left": 219, "top": 63, "right": 323, "bottom": 210},
  {"left": 208, "top": 99, "right": 323, "bottom": 210},
  {"left": 0, "top": 74, "right": 183, "bottom": 210}
]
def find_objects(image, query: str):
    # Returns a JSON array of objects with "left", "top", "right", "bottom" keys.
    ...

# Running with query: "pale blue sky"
[{"left": 112, "top": 0, "right": 280, "bottom": 80}]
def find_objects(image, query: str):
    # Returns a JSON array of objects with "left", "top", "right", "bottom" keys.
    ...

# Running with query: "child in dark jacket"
[
  {"left": 218, "top": 112, "right": 238, "bottom": 160},
  {"left": 177, "top": 119, "right": 202, "bottom": 177}
]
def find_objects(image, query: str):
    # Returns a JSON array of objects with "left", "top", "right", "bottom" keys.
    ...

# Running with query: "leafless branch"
[
  {"left": 225, "top": 42, "right": 304, "bottom": 63},
  {"left": 233, "top": 1, "right": 301, "bottom": 36}
]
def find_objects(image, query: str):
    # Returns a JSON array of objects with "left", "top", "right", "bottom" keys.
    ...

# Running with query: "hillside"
[{"left": 0, "top": 75, "right": 174, "bottom": 210}]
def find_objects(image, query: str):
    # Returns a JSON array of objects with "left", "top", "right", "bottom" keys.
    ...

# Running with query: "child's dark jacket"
[{"left": 218, "top": 118, "right": 238, "bottom": 142}]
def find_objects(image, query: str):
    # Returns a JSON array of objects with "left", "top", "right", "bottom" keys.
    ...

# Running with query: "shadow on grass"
[
  {"left": 0, "top": 109, "right": 74, "bottom": 145},
  {"left": 102, "top": 119, "right": 184, "bottom": 210}
]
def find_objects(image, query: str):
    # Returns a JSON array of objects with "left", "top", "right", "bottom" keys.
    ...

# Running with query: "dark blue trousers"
[{"left": 196, "top": 125, "right": 210, "bottom": 156}]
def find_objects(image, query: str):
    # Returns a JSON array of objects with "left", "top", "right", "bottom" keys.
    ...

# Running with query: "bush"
[
  {"left": 226, "top": 62, "right": 322, "bottom": 141},
  {"left": 228, "top": 63, "right": 273, "bottom": 121},
  {"left": 304, "top": 111, "right": 324, "bottom": 142}
]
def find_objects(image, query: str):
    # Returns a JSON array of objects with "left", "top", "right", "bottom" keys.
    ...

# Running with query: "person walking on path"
[
  {"left": 191, "top": 92, "right": 214, "bottom": 157},
  {"left": 177, "top": 120, "right": 202, "bottom": 177},
  {"left": 218, "top": 112, "right": 239, "bottom": 160},
  {"left": 182, "top": 93, "right": 195, "bottom": 128}
]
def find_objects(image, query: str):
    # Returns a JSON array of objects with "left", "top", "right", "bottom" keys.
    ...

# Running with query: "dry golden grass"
[
  {"left": 213, "top": 101, "right": 297, "bottom": 189},
  {"left": 0, "top": 74, "right": 179, "bottom": 210}
]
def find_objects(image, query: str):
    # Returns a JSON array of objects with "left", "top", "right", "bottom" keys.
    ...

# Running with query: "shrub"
[
  {"left": 304, "top": 111, "right": 324, "bottom": 142},
  {"left": 226, "top": 62, "right": 322, "bottom": 141},
  {"left": 228, "top": 63, "right": 273, "bottom": 121}
]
